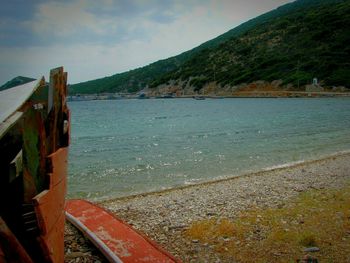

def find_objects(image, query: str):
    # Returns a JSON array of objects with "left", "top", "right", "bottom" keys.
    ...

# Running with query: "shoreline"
[
  {"left": 68, "top": 92, "right": 350, "bottom": 101},
  {"left": 98, "top": 149, "right": 350, "bottom": 204},
  {"left": 65, "top": 150, "right": 350, "bottom": 262},
  {"left": 99, "top": 150, "right": 350, "bottom": 262}
]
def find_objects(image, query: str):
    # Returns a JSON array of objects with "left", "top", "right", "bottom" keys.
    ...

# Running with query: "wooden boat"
[
  {"left": 0, "top": 67, "right": 69, "bottom": 262},
  {"left": 193, "top": 96, "right": 205, "bottom": 100},
  {"left": 0, "top": 66, "right": 180, "bottom": 262},
  {"left": 66, "top": 199, "right": 180, "bottom": 263}
]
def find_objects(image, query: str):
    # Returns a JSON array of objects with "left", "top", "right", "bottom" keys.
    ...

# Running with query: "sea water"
[{"left": 68, "top": 98, "right": 350, "bottom": 200}]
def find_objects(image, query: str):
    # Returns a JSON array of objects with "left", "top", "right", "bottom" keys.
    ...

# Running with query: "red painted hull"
[
  {"left": 0, "top": 67, "right": 69, "bottom": 262},
  {"left": 65, "top": 199, "right": 180, "bottom": 263}
]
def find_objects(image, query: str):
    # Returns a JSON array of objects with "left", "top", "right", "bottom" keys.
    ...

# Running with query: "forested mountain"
[
  {"left": 69, "top": 0, "right": 350, "bottom": 95},
  {"left": 0, "top": 76, "right": 36, "bottom": 91}
]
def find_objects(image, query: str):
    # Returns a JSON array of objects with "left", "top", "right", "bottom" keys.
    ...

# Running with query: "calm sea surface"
[{"left": 68, "top": 98, "right": 350, "bottom": 200}]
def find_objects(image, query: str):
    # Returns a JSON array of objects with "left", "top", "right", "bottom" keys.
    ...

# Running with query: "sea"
[{"left": 67, "top": 98, "right": 350, "bottom": 200}]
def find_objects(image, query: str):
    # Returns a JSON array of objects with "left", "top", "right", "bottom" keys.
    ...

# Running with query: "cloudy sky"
[{"left": 0, "top": 0, "right": 293, "bottom": 85}]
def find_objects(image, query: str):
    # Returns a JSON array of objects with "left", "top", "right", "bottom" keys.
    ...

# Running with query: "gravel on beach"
[{"left": 65, "top": 152, "right": 350, "bottom": 262}]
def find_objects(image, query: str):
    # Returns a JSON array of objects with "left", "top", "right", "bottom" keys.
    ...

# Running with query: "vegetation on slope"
[
  {"left": 155, "top": 0, "right": 350, "bottom": 90},
  {"left": 70, "top": 0, "right": 350, "bottom": 94},
  {"left": 0, "top": 76, "right": 36, "bottom": 91},
  {"left": 185, "top": 182, "right": 350, "bottom": 262}
]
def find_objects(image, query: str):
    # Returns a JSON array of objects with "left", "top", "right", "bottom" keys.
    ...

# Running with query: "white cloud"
[
  {"left": 28, "top": 0, "right": 118, "bottom": 37},
  {"left": 0, "top": 0, "right": 294, "bottom": 85}
]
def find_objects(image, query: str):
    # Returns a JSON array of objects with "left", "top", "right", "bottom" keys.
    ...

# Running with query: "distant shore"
[
  {"left": 99, "top": 151, "right": 350, "bottom": 262},
  {"left": 68, "top": 91, "right": 350, "bottom": 101}
]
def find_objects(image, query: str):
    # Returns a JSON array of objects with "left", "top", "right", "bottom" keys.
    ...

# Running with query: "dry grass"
[{"left": 185, "top": 183, "right": 350, "bottom": 262}]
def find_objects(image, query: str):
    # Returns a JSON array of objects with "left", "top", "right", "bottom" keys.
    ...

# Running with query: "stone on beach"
[{"left": 65, "top": 152, "right": 350, "bottom": 262}]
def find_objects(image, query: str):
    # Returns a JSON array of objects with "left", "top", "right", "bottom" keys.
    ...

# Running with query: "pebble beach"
[{"left": 65, "top": 151, "right": 350, "bottom": 262}]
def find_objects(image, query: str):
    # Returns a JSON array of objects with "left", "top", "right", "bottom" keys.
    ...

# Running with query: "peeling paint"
[
  {"left": 66, "top": 200, "right": 180, "bottom": 262},
  {"left": 96, "top": 226, "right": 132, "bottom": 258}
]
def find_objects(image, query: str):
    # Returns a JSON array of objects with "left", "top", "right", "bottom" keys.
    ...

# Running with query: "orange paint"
[
  {"left": 66, "top": 200, "right": 181, "bottom": 263},
  {"left": 0, "top": 67, "right": 69, "bottom": 262},
  {"left": 33, "top": 147, "right": 68, "bottom": 263}
]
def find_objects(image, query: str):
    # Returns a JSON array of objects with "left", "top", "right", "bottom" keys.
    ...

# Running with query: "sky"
[{"left": 0, "top": 0, "right": 293, "bottom": 85}]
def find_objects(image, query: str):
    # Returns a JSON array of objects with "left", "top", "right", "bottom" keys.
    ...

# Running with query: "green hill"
[
  {"left": 69, "top": 0, "right": 350, "bottom": 95},
  {"left": 0, "top": 76, "right": 36, "bottom": 91}
]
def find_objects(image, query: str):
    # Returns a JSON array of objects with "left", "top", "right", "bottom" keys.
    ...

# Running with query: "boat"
[
  {"left": 0, "top": 66, "right": 180, "bottom": 262},
  {"left": 193, "top": 96, "right": 205, "bottom": 100},
  {"left": 0, "top": 67, "right": 70, "bottom": 262},
  {"left": 66, "top": 199, "right": 180, "bottom": 263}
]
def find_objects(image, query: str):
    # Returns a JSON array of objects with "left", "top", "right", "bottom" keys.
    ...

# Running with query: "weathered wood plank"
[
  {"left": 0, "top": 111, "right": 23, "bottom": 140},
  {"left": 0, "top": 80, "right": 40, "bottom": 124},
  {"left": 0, "top": 217, "right": 33, "bottom": 263}
]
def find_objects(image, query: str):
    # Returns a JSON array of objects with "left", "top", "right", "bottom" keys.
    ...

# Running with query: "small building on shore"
[{"left": 305, "top": 84, "right": 324, "bottom": 92}]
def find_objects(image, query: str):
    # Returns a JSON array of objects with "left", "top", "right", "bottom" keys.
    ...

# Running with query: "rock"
[
  {"left": 76, "top": 153, "right": 350, "bottom": 262},
  {"left": 207, "top": 212, "right": 217, "bottom": 216},
  {"left": 303, "top": 247, "right": 320, "bottom": 252},
  {"left": 169, "top": 225, "right": 186, "bottom": 230},
  {"left": 298, "top": 254, "right": 318, "bottom": 263},
  {"left": 65, "top": 251, "right": 86, "bottom": 259}
]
